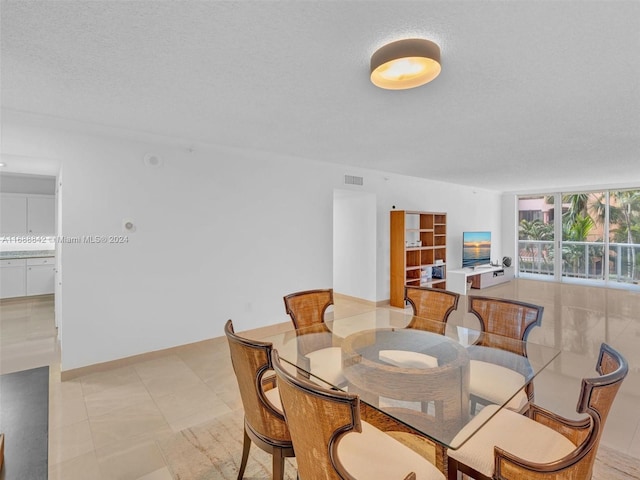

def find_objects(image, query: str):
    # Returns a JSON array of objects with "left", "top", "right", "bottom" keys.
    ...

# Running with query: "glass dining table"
[{"left": 253, "top": 308, "right": 560, "bottom": 473}]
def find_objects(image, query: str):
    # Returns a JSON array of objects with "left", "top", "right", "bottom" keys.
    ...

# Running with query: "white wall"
[
  {"left": 2, "top": 112, "right": 504, "bottom": 371},
  {"left": 333, "top": 189, "right": 376, "bottom": 302},
  {"left": 501, "top": 193, "right": 518, "bottom": 265}
]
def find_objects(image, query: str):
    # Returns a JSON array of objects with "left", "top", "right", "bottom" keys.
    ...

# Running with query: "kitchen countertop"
[{"left": 0, "top": 250, "right": 55, "bottom": 260}]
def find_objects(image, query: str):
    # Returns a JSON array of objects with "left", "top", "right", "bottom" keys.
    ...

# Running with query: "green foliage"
[
  {"left": 563, "top": 214, "right": 594, "bottom": 241},
  {"left": 521, "top": 190, "right": 640, "bottom": 281},
  {"left": 610, "top": 190, "right": 640, "bottom": 244},
  {"left": 519, "top": 219, "right": 553, "bottom": 240}
]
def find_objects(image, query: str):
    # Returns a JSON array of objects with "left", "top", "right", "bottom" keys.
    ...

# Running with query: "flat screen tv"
[{"left": 462, "top": 231, "right": 492, "bottom": 268}]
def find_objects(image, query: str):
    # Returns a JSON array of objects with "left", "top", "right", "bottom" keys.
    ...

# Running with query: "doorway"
[
  {"left": 332, "top": 189, "right": 377, "bottom": 302},
  {"left": 0, "top": 170, "right": 60, "bottom": 373}
]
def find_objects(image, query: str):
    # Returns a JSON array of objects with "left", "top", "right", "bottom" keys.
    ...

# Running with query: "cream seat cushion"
[
  {"left": 447, "top": 405, "right": 576, "bottom": 477},
  {"left": 306, "top": 346, "right": 346, "bottom": 386},
  {"left": 470, "top": 360, "right": 529, "bottom": 411},
  {"left": 338, "top": 421, "right": 445, "bottom": 480},
  {"left": 379, "top": 350, "right": 439, "bottom": 369}
]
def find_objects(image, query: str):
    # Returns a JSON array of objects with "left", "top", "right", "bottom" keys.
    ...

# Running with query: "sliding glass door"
[
  {"left": 608, "top": 189, "right": 640, "bottom": 285},
  {"left": 518, "top": 188, "right": 640, "bottom": 288},
  {"left": 560, "top": 191, "right": 605, "bottom": 281},
  {"left": 518, "top": 195, "right": 556, "bottom": 277}
]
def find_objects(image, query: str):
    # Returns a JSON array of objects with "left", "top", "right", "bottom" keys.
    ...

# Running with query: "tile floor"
[{"left": 1, "top": 279, "right": 639, "bottom": 479}]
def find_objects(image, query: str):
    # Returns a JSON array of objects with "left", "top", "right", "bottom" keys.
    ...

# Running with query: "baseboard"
[
  {"left": 60, "top": 336, "right": 221, "bottom": 381},
  {"left": 334, "top": 292, "right": 378, "bottom": 306},
  {"left": 61, "top": 321, "right": 293, "bottom": 381},
  {"left": 240, "top": 321, "right": 292, "bottom": 339},
  {"left": 334, "top": 292, "right": 393, "bottom": 308},
  {"left": 376, "top": 299, "right": 393, "bottom": 307}
]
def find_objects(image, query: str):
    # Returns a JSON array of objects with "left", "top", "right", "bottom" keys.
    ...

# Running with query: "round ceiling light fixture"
[{"left": 370, "top": 38, "right": 441, "bottom": 90}]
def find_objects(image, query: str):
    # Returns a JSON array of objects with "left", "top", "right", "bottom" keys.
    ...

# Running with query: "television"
[{"left": 462, "top": 231, "right": 492, "bottom": 268}]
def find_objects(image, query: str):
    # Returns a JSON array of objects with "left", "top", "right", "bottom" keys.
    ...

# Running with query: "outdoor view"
[{"left": 518, "top": 189, "right": 640, "bottom": 286}]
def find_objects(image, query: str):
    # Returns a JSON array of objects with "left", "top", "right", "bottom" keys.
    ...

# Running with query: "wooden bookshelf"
[{"left": 390, "top": 210, "right": 447, "bottom": 308}]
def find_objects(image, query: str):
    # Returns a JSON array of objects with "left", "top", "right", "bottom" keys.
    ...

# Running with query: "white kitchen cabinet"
[
  {"left": 0, "top": 259, "right": 27, "bottom": 299},
  {"left": 27, "top": 196, "right": 55, "bottom": 235},
  {"left": 0, "top": 195, "right": 28, "bottom": 235},
  {"left": 0, "top": 194, "right": 55, "bottom": 236},
  {"left": 26, "top": 258, "right": 55, "bottom": 296}
]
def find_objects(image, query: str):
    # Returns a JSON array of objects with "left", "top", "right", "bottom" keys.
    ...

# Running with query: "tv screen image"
[{"left": 462, "top": 231, "right": 491, "bottom": 268}]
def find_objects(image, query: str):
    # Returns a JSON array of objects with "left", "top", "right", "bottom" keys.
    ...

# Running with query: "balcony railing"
[
  {"left": 518, "top": 240, "right": 640, "bottom": 284},
  {"left": 518, "top": 240, "right": 554, "bottom": 275}
]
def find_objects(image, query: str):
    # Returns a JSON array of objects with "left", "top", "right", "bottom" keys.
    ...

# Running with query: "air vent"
[{"left": 344, "top": 175, "right": 364, "bottom": 186}]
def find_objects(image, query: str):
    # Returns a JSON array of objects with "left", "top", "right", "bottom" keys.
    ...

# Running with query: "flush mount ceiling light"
[{"left": 370, "top": 38, "right": 441, "bottom": 90}]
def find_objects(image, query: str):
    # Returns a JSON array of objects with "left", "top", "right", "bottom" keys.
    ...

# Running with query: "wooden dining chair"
[
  {"left": 224, "top": 320, "right": 294, "bottom": 480},
  {"left": 271, "top": 349, "right": 446, "bottom": 480},
  {"left": 375, "top": 287, "right": 461, "bottom": 422},
  {"left": 380, "top": 287, "right": 459, "bottom": 369},
  {"left": 467, "top": 296, "right": 543, "bottom": 414},
  {"left": 283, "top": 288, "right": 345, "bottom": 387},
  {"left": 404, "top": 286, "right": 460, "bottom": 334},
  {"left": 447, "top": 342, "right": 628, "bottom": 480},
  {"left": 283, "top": 288, "right": 334, "bottom": 329}
]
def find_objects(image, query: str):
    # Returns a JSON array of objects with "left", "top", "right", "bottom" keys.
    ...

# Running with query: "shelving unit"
[{"left": 390, "top": 210, "right": 447, "bottom": 308}]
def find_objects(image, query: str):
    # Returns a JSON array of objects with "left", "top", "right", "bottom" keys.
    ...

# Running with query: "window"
[
  {"left": 517, "top": 189, "right": 640, "bottom": 287},
  {"left": 518, "top": 195, "right": 555, "bottom": 276},
  {"left": 608, "top": 189, "right": 640, "bottom": 284}
]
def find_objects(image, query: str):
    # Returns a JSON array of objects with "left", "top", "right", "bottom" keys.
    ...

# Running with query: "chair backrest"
[
  {"left": 224, "top": 320, "right": 290, "bottom": 443},
  {"left": 283, "top": 288, "right": 334, "bottom": 329},
  {"left": 576, "top": 343, "right": 628, "bottom": 457},
  {"left": 467, "top": 296, "right": 543, "bottom": 355},
  {"left": 272, "top": 349, "right": 361, "bottom": 480},
  {"left": 519, "top": 343, "right": 628, "bottom": 479},
  {"left": 404, "top": 286, "right": 460, "bottom": 334}
]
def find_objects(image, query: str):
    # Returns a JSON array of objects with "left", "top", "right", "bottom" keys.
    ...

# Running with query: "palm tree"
[
  {"left": 519, "top": 219, "right": 554, "bottom": 273},
  {"left": 562, "top": 214, "right": 595, "bottom": 277},
  {"left": 562, "top": 193, "right": 591, "bottom": 227}
]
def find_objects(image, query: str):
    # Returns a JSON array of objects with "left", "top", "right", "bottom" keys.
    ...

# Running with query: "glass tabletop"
[{"left": 255, "top": 308, "right": 560, "bottom": 449}]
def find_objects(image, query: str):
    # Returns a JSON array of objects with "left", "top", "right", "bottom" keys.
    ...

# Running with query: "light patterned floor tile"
[
  {"left": 153, "top": 381, "right": 232, "bottom": 431},
  {"left": 79, "top": 365, "right": 142, "bottom": 396},
  {"left": 629, "top": 420, "right": 640, "bottom": 459},
  {"left": 89, "top": 399, "right": 170, "bottom": 451},
  {"left": 48, "top": 419, "right": 95, "bottom": 464},
  {"left": 49, "top": 377, "right": 88, "bottom": 429},
  {"left": 133, "top": 354, "right": 203, "bottom": 398},
  {"left": 85, "top": 380, "right": 153, "bottom": 418},
  {"left": 48, "top": 450, "right": 103, "bottom": 480},
  {"left": 135, "top": 467, "right": 174, "bottom": 480},
  {"left": 96, "top": 437, "right": 168, "bottom": 480}
]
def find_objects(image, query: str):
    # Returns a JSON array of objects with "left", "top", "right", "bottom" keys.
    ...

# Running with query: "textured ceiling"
[{"left": 1, "top": 1, "right": 639, "bottom": 192}]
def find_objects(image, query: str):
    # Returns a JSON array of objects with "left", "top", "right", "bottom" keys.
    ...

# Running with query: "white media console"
[{"left": 448, "top": 265, "right": 514, "bottom": 295}]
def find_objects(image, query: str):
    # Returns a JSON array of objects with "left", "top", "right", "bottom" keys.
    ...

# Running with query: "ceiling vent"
[{"left": 344, "top": 175, "right": 364, "bottom": 186}]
